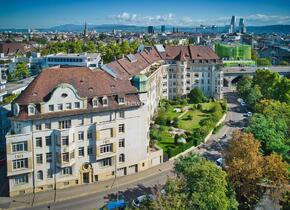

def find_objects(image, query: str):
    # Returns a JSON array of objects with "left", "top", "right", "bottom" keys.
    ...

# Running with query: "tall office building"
[
  {"left": 239, "top": 18, "right": 246, "bottom": 34},
  {"left": 229, "top": 16, "right": 236, "bottom": 34},
  {"left": 161, "top": 25, "right": 166, "bottom": 33},
  {"left": 147, "top": 26, "right": 154, "bottom": 34}
]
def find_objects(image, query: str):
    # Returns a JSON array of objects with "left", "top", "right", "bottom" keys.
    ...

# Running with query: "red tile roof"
[
  {"left": 14, "top": 67, "right": 137, "bottom": 105},
  {"left": 0, "top": 43, "right": 28, "bottom": 55}
]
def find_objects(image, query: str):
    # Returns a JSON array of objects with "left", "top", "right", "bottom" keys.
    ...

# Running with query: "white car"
[
  {"left": 241, "top": 101, "right": 246, "bottom": 106},
  {"left": 246, "top": 112, "right": 252, "bottom": 117},
  {"left": 216, "top": 158, "right": 225, "bottom": 167},
  {"left": 132, "top": 194, "right": 155, "bottom": 208}
]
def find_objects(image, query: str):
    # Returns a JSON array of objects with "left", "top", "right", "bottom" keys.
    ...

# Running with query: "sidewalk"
[{"left": 5, "top": 161, "right": 174, "bottom": 210}]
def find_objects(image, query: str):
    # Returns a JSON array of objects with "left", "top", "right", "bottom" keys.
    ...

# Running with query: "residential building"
[{"left": 6, "top": 45, "right": 222, "bottom": 196}]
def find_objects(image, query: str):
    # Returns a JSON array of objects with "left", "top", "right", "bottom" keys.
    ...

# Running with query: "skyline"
[{"left": 1, "top": 0, "right": 290, "bottom": 29}]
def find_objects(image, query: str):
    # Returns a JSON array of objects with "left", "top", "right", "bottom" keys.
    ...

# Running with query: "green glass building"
[{"left": 215, "top": 43, "right": 252, "bottom": 60}]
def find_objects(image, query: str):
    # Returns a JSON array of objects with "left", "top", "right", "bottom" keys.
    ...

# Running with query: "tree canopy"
[
  {"left": 148, "top": 155, "right": 238, "bottom": 210},
  {"left": 225, "top": 131, "right": 289, "bottom": 209},
  {"left": 188, "top": 88, "right": 207, "bottom": 104}
]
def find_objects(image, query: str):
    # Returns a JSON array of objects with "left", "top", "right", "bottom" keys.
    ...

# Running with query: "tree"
[
  {"left": 148, "top": 155, "right": 238, "bottom": 210},
  {"left": 83, "top": 40, "right": 97, "bottom": 53},
  {"left": 279, "top": 61, "right": 289, "bottom": 66},
  {"left": 236, "top": 75, "right": 252, "bottom": 99},
  {"left": 244, "top": 85, "right": 262, "bottom": 107},
  {"left": 253, "top": 69, "right": 280, "bottom": 99},
  {"left": 273, "top": 77, "right": 290, "bottom": 103},
  {"left": 257, "top": 58, "right": 271, "bottom": 66},
  {"left": 251, "top": 49, "right": 258, "bottom": 61},
  {"left": 188, "top": 88, "right": 207, "bottom": 104},
  {"left": 225, "top": 131, "right": 289, "bottom": 209},
  {"left": 14, "top": 62, "right": 30, "bottom": 80},
  {"left": 245, "top": 113, "right": 289, "bottom": 162},
  {"left": 224, "top": 131, "right": 264, "bottom": 209},
  {"left": 120, "top": 40, "right": 131, "bottom": 55}
]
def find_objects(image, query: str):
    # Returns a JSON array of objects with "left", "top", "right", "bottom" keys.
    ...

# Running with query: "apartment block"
[{"left": 6, "top": 45, "right": 222, "bottom": 196}]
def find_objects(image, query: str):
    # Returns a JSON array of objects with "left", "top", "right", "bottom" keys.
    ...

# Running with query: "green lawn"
[
  {"left": 155, "top": 126, "right": 177, "bottom": 154},
  {"left": 179, "top": 110, "right": 208, "bottom": 131},
  {"left": 152, "top": 100, "right": 226, "bottom": 156}
]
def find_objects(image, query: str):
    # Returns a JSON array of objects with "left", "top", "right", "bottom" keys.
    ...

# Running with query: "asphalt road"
[{"left": 18, "top": 88, "right": 248, "bottom": 210}]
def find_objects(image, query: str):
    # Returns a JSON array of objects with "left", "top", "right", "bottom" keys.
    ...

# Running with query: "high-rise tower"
[
  {"left": 229, "top": 16, "right": 236, "bottom": 34},
  {"left": 239, "top": 18, "right": 246, "bottom": 34}
]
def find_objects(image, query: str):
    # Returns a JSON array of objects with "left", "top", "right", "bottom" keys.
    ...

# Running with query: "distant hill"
[{"left": 1, "top": 24, "right": 290, "bottom": 34}]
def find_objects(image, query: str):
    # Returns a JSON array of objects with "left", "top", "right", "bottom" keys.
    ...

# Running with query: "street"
[{"left": 2, "top": 88, "right": 248, "bottom": 210}]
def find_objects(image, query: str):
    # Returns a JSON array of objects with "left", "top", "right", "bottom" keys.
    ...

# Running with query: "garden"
[{"left": 150, "top": 88, "right": 227, "bottom": 158}]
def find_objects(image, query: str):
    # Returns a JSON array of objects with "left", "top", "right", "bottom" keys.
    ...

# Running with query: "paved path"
[{"left": 0, "top": 88, "right": 246, "bottom": 210}]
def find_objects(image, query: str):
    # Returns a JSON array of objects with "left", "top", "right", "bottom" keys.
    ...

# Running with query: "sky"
[{"left": 1, "top": 0, "right": 290, "bottom": 28}]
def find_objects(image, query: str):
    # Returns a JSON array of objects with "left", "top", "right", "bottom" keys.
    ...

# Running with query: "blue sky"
[{"left": 1, "top": 0, "right": 290, "bottom": 28}]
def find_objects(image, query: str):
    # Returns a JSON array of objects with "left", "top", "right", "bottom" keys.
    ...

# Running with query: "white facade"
[{"left": 43, "top": 53, "right": 102, "bottom": 68}]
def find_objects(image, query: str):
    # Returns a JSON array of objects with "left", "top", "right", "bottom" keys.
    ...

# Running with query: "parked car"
[
  {"left": 132, "top": 194, "right": 155, "bottom": 208},
  {"left": 215, "top": 158, "right": 225, "bottom": 167},
  {"left": 99, "top": 199, "right": 127, "bottom": 210},
  {"left": 240, "top": 101, "right": 246, "bottom": 106},
  {"left": 246, "top": 112, "right": 252, "bottom": 117}
]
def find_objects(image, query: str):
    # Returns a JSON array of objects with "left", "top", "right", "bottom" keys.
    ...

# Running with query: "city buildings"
[
  {"left": 148, "top": 26, "right": 154, "bottom": 34},
  {"left": 6, "top": 45, "right": 223, "bottom": 196},
  {"left": 215, "top": 43, "right": 255, "bottom": 66},
  {"left": 229, "top": 16, "right": 236, "bottom": 34},
  {"left": 43, "top": 53, "right": 102, "bottom": 68},
  {"left": 161, "top": 25, "right": 166, "bottom": 33},
  {"left": 239, "top": 18, "right": 246, "bottom": 34}
]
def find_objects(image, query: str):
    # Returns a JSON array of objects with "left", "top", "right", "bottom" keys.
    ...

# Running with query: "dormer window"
[
  {"left": 28, "top": 104, "right": 35, "bottom": 116},
  {"left": 102, "top": 96, "right": 108, "bottom": 107},
  {"left": 92, "top": 97, "right": 98, "bottom": 108},
  {"left": 13, "top": 103, "right": 19, "bottom": 116},
  {"left": 118, "top": 96, "right": 125, "bottom": 104}
]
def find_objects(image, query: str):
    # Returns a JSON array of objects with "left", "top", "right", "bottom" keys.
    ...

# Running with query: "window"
[
  {"left": 14, "top": 174, "right": 28, "bottom": 185},
  {"left": 119, "top": 110, "right": 125, "bottom": 118},
  {"left": 118, "top": 97, "right": 125, "bottom": 104},
  {"left": 78, "top": 147, "right": 84, "bottom": 156},
  {"left": 58, "top": 120, "right": 71, "bottom": 129},
  {"left": 62, "top": 152, "right": 69, "bottom": 162},
  {"left": 36, "top": 137, "right": 42, "bottom": 147},
  {"left": 100, "top": 157, "right": 112, "bottom": 167},
  {"left": 92, "top": 98, "right": 98, "bottom": 108},
  {"left": 28, "top": 105, "right": 35, "bottom": 115},
  {"left": 45, "top": 122, "right": 51, "bottom": 129},
  {"left": 87, "top": 147, "right": 93, "bottom": 155},
  {"left": 62, "top": 167, "right": 72, "bottom": 175},
  {"left": 47, "top": 169, "right": 53, "bottom": 178},
  {"left": 37, "top": 171, "right": 43, "bottom": 180},
  {"left": 78, "top": 131, "right": 84, "bottom": 140},
  {"left": 45, "top": 136, "right": 52, "bottom": 146},
  {"left": 35, "top": 124, "right": 42, "bottom": 131},
  {"left": 46, "top": 152, "right": 52, "bottom": 162},
  {"left": 36, "top": 154, "right": 43, "bottom": 164},
  {"left": 118, "top": 124, "right": 125, "bottom": 133},
  {"left": 12, "top": 141, "right": 27, "bottom": 152},
  {"left": 57, "top": 104, "right": 63, "bottom": 111},
  {"left": 74, "top": 102, "right": 80, "bottom": 109},
  {"left": 62, "top": 136, "right": 69, "bottom": 146},
  {"left": 87, "top": 131, "right": 93, "bottom": 140},
  {"left": 13, "top": 159, "right": 28, "bottom": 169},
  {"left": 102, "top": 97, "right": 108, "bottom": 106},
  {"left": 119, "top": 154, "right": 125, "bottom": 162},
  {"left": 48, "top": 105, "right": 54, "bottom": 111},
  {"left": 66, "top": 103, "right": 72, "bottom": 109},
  {"left": 119, "top": 139, "right": 125, "bottom": 147},
  {"left": 100, "top": 144, "right": 113, "bottom": 154}
]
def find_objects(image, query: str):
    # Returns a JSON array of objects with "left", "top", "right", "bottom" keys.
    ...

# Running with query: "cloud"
[{"left": 110, "top": 12, "right": 290, "bottom": 26}]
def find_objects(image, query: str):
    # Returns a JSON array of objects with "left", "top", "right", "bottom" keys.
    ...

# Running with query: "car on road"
[
  {"left": 246, "top": 112, "right": 252, "bottom": 117},
  {"left": 216, "top": 158, "right": 225, "bottom": 167},
  {"left": 132, "top": 194, "right": 155, "bottom": 208},
  {"left": 100, "top": 200, "right": 127, "bottom": 210},
  {"left": 221, "top": 134, "right": 227, "bottom": 139}
]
